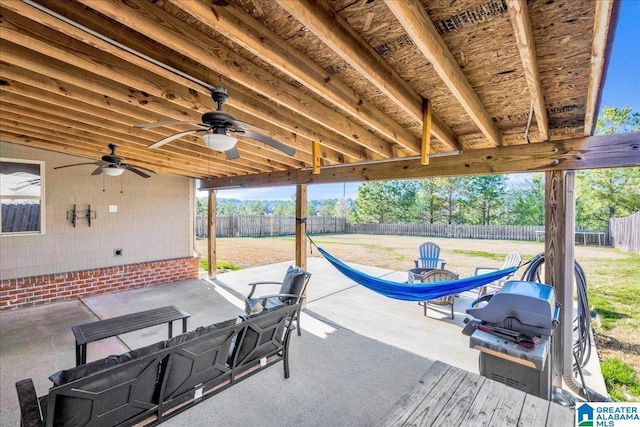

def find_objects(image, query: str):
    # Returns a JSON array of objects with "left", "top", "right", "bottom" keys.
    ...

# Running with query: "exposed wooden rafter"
[
  {"left": 384, "top": 0, "right": 502, "bottom": 147},
  {"left": 583, "top": 0, "right": 618, "bottom": 136},
  {"left": 507, "top": 0, "right": 549, "bottom": 142},
  {"left": 276, "top": 0, "right": 459, "bottom": 151},
  {"left": 173, "top": 0, "right": 423, "bottom": 155},
  {"left": 79, "top": 0, "right": 397, "bottom": 160},
  {"left": 0, "top": 0, "right": 626, "bottom": 182}
]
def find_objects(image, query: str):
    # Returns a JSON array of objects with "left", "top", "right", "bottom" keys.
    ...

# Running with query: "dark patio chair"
[
  {"left": 244, "top": 266, "right": 311, "bottom": 336},
  {"left": 417, "top": 269, "right": 459, "bottom": 319}
]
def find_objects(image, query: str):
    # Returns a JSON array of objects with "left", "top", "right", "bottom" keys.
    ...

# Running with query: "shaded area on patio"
[{"left": 1, "top": 258, "right": 595, "bottom": 426}]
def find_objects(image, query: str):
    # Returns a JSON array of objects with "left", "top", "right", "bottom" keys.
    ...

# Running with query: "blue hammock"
[{"left": 317, "top": 247, "right": 517, "bottom": 302}]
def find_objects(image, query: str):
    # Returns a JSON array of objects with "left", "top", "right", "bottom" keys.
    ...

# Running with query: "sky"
[{"left": 201, "top": 0, "right": 639, "bottom": 201}]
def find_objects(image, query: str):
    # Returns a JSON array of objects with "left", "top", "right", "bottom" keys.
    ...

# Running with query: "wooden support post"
[
  {"left": 295, "top": 184, "right": 307, "bottom": 271},
  {"left": 207, "top": 190, "right": 217, "bottom": 280},
  {"left": 545, "top": 170, "right": 566, "bottom": 388},
  {"left": 562, "top": 171, "right": 577, "bottom": 384},
  {"left": 421, "top": 98, "right": 431, "bottom": 165},
  {"left": 312, "top": 141, "right": 321, "bottom": 174}
]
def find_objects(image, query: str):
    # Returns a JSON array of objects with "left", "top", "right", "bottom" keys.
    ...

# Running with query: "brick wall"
[{"left": 0, "top": 257, "right": 199, "bottom": 311}]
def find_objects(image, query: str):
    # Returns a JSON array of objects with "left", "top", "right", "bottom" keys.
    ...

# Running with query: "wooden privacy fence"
[
  {"left": 610, "top": 211, "right": 640, "bottom": 253},
  {"left": 1, "top": 202, "right": 40, "bottom": 233},
  {"left": 196, "top": 215, "right": 609, "bottom": 244},
  {"left": 345, "top": 223, "right": 544, "bottom": 240},
  {"left": 196, "top": 215, "right": 346, "bottom": 237}
]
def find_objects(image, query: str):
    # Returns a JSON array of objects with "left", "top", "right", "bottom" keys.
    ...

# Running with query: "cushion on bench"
[
  {"left": 49, "top": 344, "right": 167, "bottom": 426},
  {"left": 49, "top": 341, "right": 166, "bottom": 387}
]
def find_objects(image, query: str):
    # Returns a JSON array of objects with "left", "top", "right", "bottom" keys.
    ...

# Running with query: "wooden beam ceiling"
[
  {"left": 200, "top": 134, "right": 640, "bottom": 189},
  {"left": 0, "top": 0, "right": 627, "bottom": 182},
  {"left": 80, "top": 0, "right": 397, "bottom": 159},
  {"left": 276, "top": 0, "right": 459, "bottom": 151},
  {"left": 173, "top": 0, "right": 422, "bottom": 155},
  {"left": 383, "top": 0, "right": 502, "bottom": 147}
]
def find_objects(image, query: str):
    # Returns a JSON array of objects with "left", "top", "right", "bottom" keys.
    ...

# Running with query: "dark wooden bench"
[{"left": 72, "top": 305, "right": 190, "bottom": 366}]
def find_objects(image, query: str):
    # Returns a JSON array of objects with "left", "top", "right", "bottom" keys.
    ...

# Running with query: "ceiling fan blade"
[
  {"left": 91, "top": 166, "right": 104, "bottom": 176},
  {"left": 224, "top": 146, "right": 240, "bottom": 160},
  {"left": 121, "top": 164, "right": 151, "bottom": 178},
  {"left": 240, "top": 129, "right": 296, "bottom": 156},
  {"left": 148, "top": 129, "right": 200, "bottom": 149},
  {"left": 229, "top": 119, "right": 250, "bottom": 130},
  {"left": 134, "top": 120, "right": 203, "bottom": 129},
  {"left": 54, "top": 161, "right": 100, "bottom": 169}
]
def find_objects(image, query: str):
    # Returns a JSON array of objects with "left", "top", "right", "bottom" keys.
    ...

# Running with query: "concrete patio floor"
[{"left": 0, "top": 258, "right": 606, "bottom": 426}]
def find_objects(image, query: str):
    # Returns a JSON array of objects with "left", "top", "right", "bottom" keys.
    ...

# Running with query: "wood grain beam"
[
  {"left": 0, "top": 51, "right": 309, "bottom": 173},
  {"left": 421, "top": 99, "right": 431, "bottom": 166},
  {"left": 0, "top": 119, "right": 224, "bottom": 176},
  {"left": 295, "top": 184, "right": 307, "bottom": 270},
  {"left": 208, "top": 190, "right": 217, "bottom": 280},
  {"left": 0, "top": 129, "right": 208, "bottom": 178},
  {"left": 276, "top": 0, "right": 459, "bottom": 151},
  {"left": 507, "top": 0, "right": 549, "bottom": 141},
  {"left": 175, "top": 0, "right": 422, "bottom": 154},
  {"left": 199, "top": 134, "right": 640, "bottom": 189},
  {"left": 0, "top": 71, "right": 261, "bottom": 175},
  {"left": 383, "top": 0, "right": 502, "bottom": 147},
  {"left": 2, "top": 0, "right": 351, "bottom": 164},
  {"left": 545, "top": 170, "right": 566, "bottom": 387},
  {"left": 312, "top": 142, "right": 321, "bottom": 175},
  {"left": 583, "top": 0, "right": 617, "bottom": 136},
  {"left": 78, "top": 0, "right": 396, "bottom": 159}
]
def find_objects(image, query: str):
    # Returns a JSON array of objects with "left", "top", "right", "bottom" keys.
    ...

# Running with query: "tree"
[
  {"left": 272, "top": 198, "right": 294, "bottom": 216},
  {"left": 574, "top": 107, "right": 640, "bottom": 230},
  {"left": 334, "top": 198, "right": 353, "bottom": 218},
  {"left": 508, "top": 174, "right": 545, "bottom": 225},
  {"left": 319, "top": 199, "right": 337, "bottom": 217},
  {"left": 462, "top": 175, "right": 507, "bottom": 225},
  {"left": 196, "top": 197, "right": 207, "bottom": 215},
  {"left": 437, "top": 177, "right": 465, "bottom": 224},
  {"left": 595, "top": 106, "right": 640, "bottom": 135},
  {"left": 217, "top": 199, "right": 240, "bottom": 215},
  {"left": 576, "top": 168, "right": 640, "bottom": 229},
  {"left": 243, "top": 200, "right": 266, "bottom": 215},
  {"left": 351, "top": 181, "right": 417, "bottom": 223},
  {"left": 413, "top": 179, "right": 445, "bottom": 223}
]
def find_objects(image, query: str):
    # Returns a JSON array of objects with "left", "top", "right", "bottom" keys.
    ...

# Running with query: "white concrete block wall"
[{"left": 0, "top": 142, "right": 195, "bottom": 280}]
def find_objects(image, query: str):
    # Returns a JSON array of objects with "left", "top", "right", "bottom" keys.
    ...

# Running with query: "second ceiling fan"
[{"left": 135, "top": 87, "right": 295, "bottom": 160}]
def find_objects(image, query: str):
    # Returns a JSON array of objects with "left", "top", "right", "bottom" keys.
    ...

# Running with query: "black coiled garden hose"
[{"left": 521, "top": 253, "right": 610, "bottom": 401}]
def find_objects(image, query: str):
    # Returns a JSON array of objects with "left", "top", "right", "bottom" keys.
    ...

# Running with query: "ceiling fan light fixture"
[
  {"left": 103, "top": 166, "right": 125, "bottom": 176},
  {"left": 202, "top": 132, "right": 237, "bottom": 151}
]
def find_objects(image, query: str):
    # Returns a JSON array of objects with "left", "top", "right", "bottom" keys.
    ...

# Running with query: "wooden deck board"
[
  {"left": 518, "top": 394, "right": 551, "bottom": 427},
  {"left": 546, "top": 398, "right": 575, "bottom": 426},
  {"left": 432, "top": 372, "right": 485, "bottom": 426},
  {"left": 377, "top": 361, "right": 574, "bottom": 427},
  {"left": 403, "top": 365, "right": 469, "bottom": 426}
]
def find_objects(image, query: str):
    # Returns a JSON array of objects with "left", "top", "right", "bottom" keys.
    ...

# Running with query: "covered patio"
[
  {"left": 1, "top": 258, "right": 603, "bottom": 426},
  {"left": 1, "top": 0, "right": 638, "bottom": 425}
]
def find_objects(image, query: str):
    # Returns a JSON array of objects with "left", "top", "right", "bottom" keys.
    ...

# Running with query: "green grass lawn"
[{"left": 580, "top": 250, "right": 640, "bottom": 401}]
